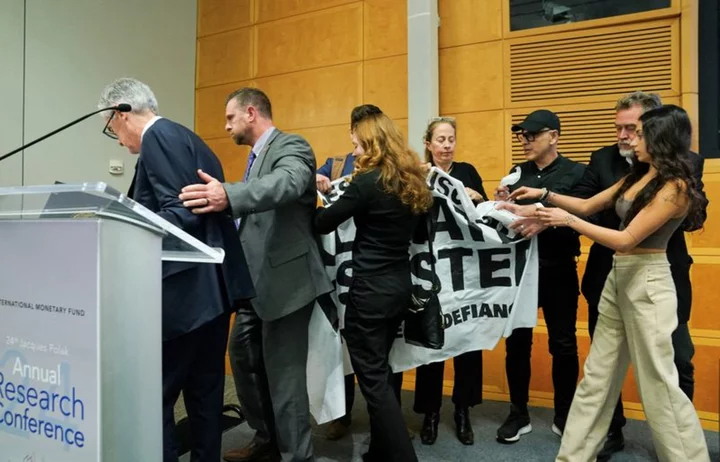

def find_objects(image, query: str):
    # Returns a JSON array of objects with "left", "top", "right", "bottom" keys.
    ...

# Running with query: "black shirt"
[
  {"left": 508, "top": 154, "right": 586, "bottom": 265},
  {"left": 447, "top": 161, "right": 489, "bottom": 201},
  {"left": 314, "top": 169, "right": 420, "bottom": 276}
]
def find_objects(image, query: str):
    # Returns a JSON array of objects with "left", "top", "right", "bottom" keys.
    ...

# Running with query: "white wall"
[
  {"left": 0, "top": 0, "right": 197, "bottom": 192},
  {"left": 0, "top": 1, "right": 25, "bottom": 187}
]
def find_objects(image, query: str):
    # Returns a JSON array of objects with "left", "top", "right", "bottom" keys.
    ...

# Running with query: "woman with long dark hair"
[
  {"left": 314, "top": 113, "right": 433, "bottom": 462},
  {"left": 503, "top": 105, "right": 709, "bottom": 461}
]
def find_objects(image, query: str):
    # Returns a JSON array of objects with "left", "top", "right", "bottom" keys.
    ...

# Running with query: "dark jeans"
[
  {"left": 505, "top": 263, "right": 579, "bottom": 427},
  {"left": 342, "top": 370, "right": 403, "bottom": 425},
  {"left": 588, "top": 307, "right": 695, "bottom": 432},
  {"left": 343, "top": 270, "right": 417, "bottom": 462},
  {"left": 413, "top": 350, "right": 483, "bottom": 414},
  {"left": 162, "top": 313, "right": 230, "bottom": 462}
]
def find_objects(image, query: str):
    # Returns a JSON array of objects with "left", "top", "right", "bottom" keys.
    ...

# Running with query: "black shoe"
[
  {"left": 420, "top": 412, "right": 440, "bottom": 445},
  {"left": 496, "top": 405, "right": 532, "bottom": 444},
  {"left": 361, "top": 452, "right": 378, "bottom": 462},
  {"left": 454, "top": 407, "right": 474, "bottom": 445},
  {"left": 597, "top": 430, "right": 625, "bottom": 462}
]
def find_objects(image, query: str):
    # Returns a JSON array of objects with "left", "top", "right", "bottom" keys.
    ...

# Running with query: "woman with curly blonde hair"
[{"left": 315, "top": 113, "right": 432, "bottom": 462}]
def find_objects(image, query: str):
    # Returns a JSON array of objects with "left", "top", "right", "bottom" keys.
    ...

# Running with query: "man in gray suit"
[{"left": 179, "top": 87, "right": 332, "bottom": 462}]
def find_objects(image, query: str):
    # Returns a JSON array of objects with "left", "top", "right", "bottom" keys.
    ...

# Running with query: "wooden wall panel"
[
  {"left": 256, "top": 0, "right": 357, "bottom": 24},
  {"left": 294, "top": 124, "right": 352, "bottom": 164},
  {"left": 503, "top": 19, "right": 680, "bottom": 109},
  {"left": 198, "top": 0, "right": 253, "bottom": 37},
  {"left": 195, "top": 81, "right": 252, "bottom": 139},
  {"left": 691, "top": 263, "right": 720, "bottom": 331},
  {"left": 364, "top": 0, "right": 407, "bottom": 59},
  {"left": 256, "top": 3, "right": 362, "bottom": 77},
  {"left": 255, "top": 63, "right": 362, "bottom": 130},
  {"left": 483, "top": 343, "right": 508, "bottom": 394},
  {"left": 439, "top": 41, "right": 504, "bottom": 114},
  {"left": 363, "top": 55, "right": 408, "bottom": 120},
  {"left": 449, "top": 110, "right": 506, "bottom": 182},
  {"left": 576, "top": 261, "right": 588, "bottom": 324},
  {"left": 196, "top": 27, "right": 253, "bottom": 87},
  {"left": 438, "top": 0, "right": 503, "bottom": 48},
  {"left": 692, "top": 342, "right": 720, "bottom": 419},
  {"left": 690, "top": 180, "right": 720, "bottom": 248},
  {"left": 395, "top": 118, "right": 409, "bottom": 141}
]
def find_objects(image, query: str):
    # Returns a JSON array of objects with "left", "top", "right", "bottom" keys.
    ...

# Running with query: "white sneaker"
[{"left": 551, "top": 423, "right": 563, "bottom": 437}]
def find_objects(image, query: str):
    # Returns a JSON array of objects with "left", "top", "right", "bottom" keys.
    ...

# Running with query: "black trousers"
[
  {"left": 162, "top": 312, "right": 230, "bottom": 462},
  {"left": 588, "top": 309, "right": 695, "bottom": 433},
  {"left": 413, "top": 350, "right": 483, "bottom": 414},
  {"left": 342, "top": 370, "right": 403, "bottom": 424},
  {"left": 505, "top": 262, "right": 579, "bottom": 426},
  {"left": 343, "top": 270, "right": 418, "bottom": 462}
]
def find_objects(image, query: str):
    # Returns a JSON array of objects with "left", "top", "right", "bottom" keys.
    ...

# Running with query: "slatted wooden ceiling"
[
  {"left": 508, "top": 23, "right": 674, "bottom": 103},
  {"left": 506, "top": 18, "right": 678, "bottom": 165}
]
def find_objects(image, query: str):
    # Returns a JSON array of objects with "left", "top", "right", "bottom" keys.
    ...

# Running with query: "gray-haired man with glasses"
[{"left": 98, "top": 77, "right": 255, "bottom": 462}]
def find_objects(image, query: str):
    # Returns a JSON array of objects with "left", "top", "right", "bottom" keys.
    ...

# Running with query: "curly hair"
[
  {"left": 352, "top": 114, "right": 433, "bottom": 215},
  {"left": 612, "top": 105, "right": 706, "bottom": 231}
]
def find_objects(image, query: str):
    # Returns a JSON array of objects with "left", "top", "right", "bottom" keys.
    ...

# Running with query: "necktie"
[
  {"left": 243, "top": 150, "right": 257, "bottom": 183},
  {"left": 236, "top": 150, "right": 257, "bottom": 229}
]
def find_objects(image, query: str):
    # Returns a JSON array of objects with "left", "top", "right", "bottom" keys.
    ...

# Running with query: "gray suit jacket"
[{"left": 224, "top": 129, "right": 332, "bottom": 321}]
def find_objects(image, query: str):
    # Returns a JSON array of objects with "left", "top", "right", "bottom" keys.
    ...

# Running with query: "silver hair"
[
  {"left": 615, "top": 91, "right": 662, "bottom": 113},
  {"left": 98, "top": 77, "right": 159, "bottom": 117}
]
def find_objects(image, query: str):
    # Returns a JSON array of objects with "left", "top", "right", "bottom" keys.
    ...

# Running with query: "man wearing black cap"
[{"left": 494, "top": 109, "right": 586, "bottom": 444}]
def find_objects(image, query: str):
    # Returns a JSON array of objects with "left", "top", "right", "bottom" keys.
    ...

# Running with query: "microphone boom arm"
[{"left": 0, "top": 104, "right": 130, "bottom": 162}]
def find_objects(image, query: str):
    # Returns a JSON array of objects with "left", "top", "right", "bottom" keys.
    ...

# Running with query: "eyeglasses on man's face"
[
  {"left": 103, "top": 112, "right": 118, "bottom": 140},
  {"left": 515, "top": 128, "right": 551, "bottom": 143}
]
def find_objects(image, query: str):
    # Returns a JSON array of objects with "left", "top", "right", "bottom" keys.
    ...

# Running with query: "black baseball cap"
[{"left": 512, "top": 109, "right": 561, "bottom": 135}]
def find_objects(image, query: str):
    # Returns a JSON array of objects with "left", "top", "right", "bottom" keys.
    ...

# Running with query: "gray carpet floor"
[{"left": 177, "top": 377, "right": 720, "bottom": 461}]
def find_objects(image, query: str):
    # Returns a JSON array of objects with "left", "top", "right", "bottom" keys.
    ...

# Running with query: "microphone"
[{"left": 0, "top": 104, "right": 132, "bottom": 162}]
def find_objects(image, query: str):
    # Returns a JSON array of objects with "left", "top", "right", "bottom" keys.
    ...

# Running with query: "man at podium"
[{"left": 97, "top": 78, "right": 255, "bottom": 462}]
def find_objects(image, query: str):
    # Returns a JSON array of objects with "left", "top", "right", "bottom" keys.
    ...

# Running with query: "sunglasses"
[{"left": 515, "top": 128, "right": 552, "bottom": 143}]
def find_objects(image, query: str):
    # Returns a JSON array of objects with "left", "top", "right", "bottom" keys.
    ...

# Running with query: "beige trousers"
[{"left": 556, "top": 254, "right": 709, "bottom": 462}]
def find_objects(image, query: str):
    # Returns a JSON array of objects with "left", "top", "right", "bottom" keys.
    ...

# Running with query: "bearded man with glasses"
[{"left": 493, "top": 109, "right": 586, "bottom": 444}]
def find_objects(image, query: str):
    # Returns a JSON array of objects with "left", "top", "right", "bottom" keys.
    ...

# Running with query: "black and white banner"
[{"left": 307, "top": 168, "right": 538, "bottom": 423}]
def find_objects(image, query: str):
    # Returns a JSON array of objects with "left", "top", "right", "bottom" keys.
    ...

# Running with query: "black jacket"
[
  {"left": 572, "top": 144, "right": 708, "bottom": 323},
  {"left": 130, "top": 118, "right": 255, "bottom": 340}
]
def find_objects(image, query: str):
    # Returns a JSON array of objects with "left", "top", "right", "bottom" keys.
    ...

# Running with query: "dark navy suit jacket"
[
  {"left": 317, "top": 153, "right": 355, "bottom": 178},
  {"left": 130, "top": 118, "right": 255, "bottom": 341}
]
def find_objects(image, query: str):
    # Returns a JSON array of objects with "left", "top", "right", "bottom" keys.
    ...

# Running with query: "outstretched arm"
[
  {"left": 180, "top": 135, "right": 316, "bottom": 216},
  {"left": 510, "top": 178, "right": 624, "bottom": 217},
  {"left": 536, "top": 181, "right": 689, "bottom": 252}
]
